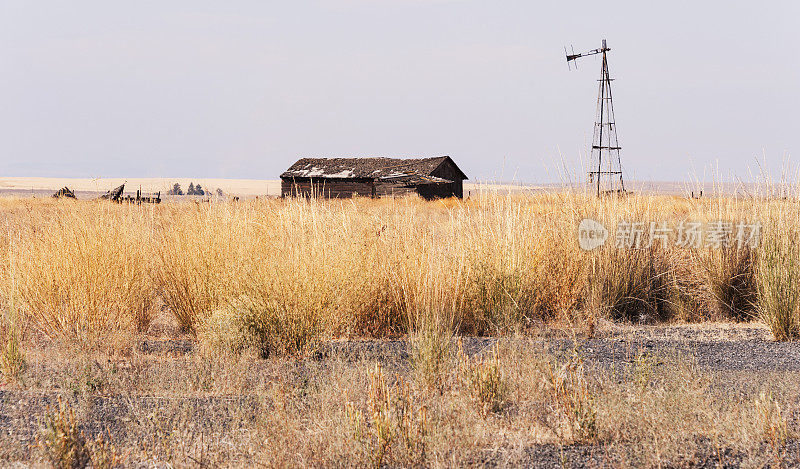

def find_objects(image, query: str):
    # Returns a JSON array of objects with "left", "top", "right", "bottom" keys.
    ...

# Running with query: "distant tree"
[
  {"left": 195, "top": 184, "right": 205, "bottom": 196},
  {"left": 168, "top": 183, "right": 183, "bottom": 195},
  {"left": 187, "top": 182, "right": 195, "bottom": 195}
]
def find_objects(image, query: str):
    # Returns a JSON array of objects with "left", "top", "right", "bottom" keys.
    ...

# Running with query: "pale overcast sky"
[{"left": 1, "top": 1, "right": 798, "bottom": 183}]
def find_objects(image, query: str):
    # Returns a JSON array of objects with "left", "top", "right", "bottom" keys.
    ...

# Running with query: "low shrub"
[{"left": 234, "top": 295, "right": 323, "bottom": 358}]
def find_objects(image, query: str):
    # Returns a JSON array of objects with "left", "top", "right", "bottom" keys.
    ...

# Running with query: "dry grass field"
[{"left": 1, "top": 191, "right": 800, "bottom": 467}]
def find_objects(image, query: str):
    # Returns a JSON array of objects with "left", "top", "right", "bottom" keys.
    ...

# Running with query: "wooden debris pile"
[
  {"left": 99, "top": 184, "right": 161, "bottom": 204},
  {"left": 52, "top": 187, "right": 76, "bottom": 199},
  {"left": 100, "top": 184, "right": 125, "bottom": 202},
  {"left": 120, "top": 189, "right": 161, "bottom": 204}
]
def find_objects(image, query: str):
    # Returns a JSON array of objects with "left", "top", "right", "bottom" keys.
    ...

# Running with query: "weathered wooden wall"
[
  {"left": 375, "top": 182, "right": 415, "bottom": 197},
  {"left": 428, "top": 160, "right": 464, "bottom": 198},
  {"left": 415, "top": 183, "right": 455, "bottom": 200},
  {"left": 282, "top": 178, "right": 375, "bottom": 198}
]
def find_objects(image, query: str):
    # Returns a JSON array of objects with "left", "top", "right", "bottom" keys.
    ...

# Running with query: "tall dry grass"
[
  {"left": 756, "top": 216, "right": 800, "bottom": 340},
  {"left": 1, "top": 189, "right": 800, "bottom": 349},
  {"left": 3, "top": 201, "right": 157, "bottom": 350}
]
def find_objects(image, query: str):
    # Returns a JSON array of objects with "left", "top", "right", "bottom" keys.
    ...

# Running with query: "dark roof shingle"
[{"left": 280, "top": 156, "right": 458, "bottom": 180}]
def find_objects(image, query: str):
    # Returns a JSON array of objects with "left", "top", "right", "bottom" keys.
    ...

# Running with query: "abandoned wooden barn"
[{"left": 280, "top": 156, "right": 468, "bottom": 199}]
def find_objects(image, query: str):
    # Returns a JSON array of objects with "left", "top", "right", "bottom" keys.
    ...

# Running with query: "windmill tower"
[{"left": 566, "top": 39, "right": 626, "bottom": 196}]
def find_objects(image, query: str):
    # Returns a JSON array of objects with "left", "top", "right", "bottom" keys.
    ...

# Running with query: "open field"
[
  {"left": 1, "top": 192, "right": 800, "bottom": 467},
  {"left": 0, "top": 176, "right": 784, "bottom": 200},
  {"left": 0, "top": 177, "right": 283, "bottom": 199}
]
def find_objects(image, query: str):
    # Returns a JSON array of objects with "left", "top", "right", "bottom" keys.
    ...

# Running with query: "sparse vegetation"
[
  {"left": 343, "top": 363, "right": 428, "bottom": 467},
  {"left": 0, "top": 328, "right": 25, "bottom": 383},
  {"left": 755, "top": 390, "right": 789, "bottom": 460},
  {"left": 460, "top": 343, "right": 509, "bottom": 415},
  {"left": 39, "top": 397, "right": 91, "bottom": 469},
  {"left": 543, "top": 350, "right": 598, "bottom": 443}
]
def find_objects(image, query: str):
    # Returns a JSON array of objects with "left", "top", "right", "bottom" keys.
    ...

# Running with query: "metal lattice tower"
[{"left": 566, "top": 39, "right": 625, "bottom": 196}]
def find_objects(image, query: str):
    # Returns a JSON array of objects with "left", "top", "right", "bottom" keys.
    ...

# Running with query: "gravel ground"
[
  {"left": 3, "top": 324, "right": 800, "bottom": 467},
  {"left": 549, "top": 336, "right": 800, "bottom": 372},
  {"left": 323, "top": 324, "right": 800, "bottom": 373}
]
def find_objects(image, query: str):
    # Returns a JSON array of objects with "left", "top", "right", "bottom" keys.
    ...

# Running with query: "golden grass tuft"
[
  {"left": 756, "top": 218, "right": 800, "bottom": 340},
  {"left": 8, "top": 203, "right": 156, "bottom": 350}
]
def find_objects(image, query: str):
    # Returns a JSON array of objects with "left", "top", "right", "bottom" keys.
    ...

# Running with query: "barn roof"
[{"left": 280, "top": 156, "right": 467, "bottom": 182}]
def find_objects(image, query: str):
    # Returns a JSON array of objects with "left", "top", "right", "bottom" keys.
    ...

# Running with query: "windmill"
[{"left": 566, "top": 39, "right": 626, "bottom": 196}]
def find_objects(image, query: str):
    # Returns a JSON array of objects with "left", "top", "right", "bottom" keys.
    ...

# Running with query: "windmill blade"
[
  {"left": 564, "top": 46, "right": 571, "bottom": 70},
  {"left": 565, "top": 45, "right": 582, "bottom": 68}
]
